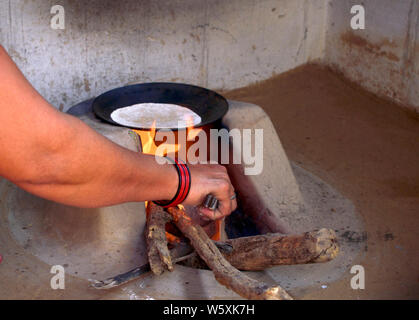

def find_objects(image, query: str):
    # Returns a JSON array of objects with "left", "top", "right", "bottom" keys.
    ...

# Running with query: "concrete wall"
[
  {"left": 324, "top": 0, "right": 419, "bottom": 112},
  {"left": 0, "top": 0, "right": 327, "bottom": 111},
  {"left": 1, "top": 0, "right": 416, "bottom": 112}
]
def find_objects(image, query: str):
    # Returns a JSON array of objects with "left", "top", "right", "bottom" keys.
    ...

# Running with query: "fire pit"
[
  {"left": 92, "top": 83, "right": 234, "bottom": 243},
  {"left": 0, "top": 87, "right": 364, "bottom": 299}
]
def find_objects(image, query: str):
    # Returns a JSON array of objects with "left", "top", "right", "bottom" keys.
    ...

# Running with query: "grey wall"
[
  {"left": 324, "top": 0, "right": 419, "bottom": 112},
  {"left": 1, "top": 0, "right": 417, "bottom": 112},
  {"left": 0, "top": 0, "right": 326, "bottom": 111}
]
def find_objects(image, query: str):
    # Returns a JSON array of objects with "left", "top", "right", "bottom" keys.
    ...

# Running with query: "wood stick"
[
  {"left": 145, "top": 202, "right": 173, "bottom": 275},
  {"left": 90, "top": 230, "right": 338, "bottom": 290},
  {"left": 173, "top": 228, "right": 338, "bottom": 270},
  {"left": 167, "top": 206, "right": 293, "bottom": 300},
  {"left": 221, "top": 228, "right": 339, "bottom": 270},
  {"left": 89, "top": 244, "right": 194, "bottom": 290}
]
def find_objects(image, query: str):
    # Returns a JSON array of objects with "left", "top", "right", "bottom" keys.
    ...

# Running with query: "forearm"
[
  {"left": 15, "top": 113, "right": 178, "bottom": 208},
  {"left": 0, "top": 45, "right": 177, "bottom": 208}
]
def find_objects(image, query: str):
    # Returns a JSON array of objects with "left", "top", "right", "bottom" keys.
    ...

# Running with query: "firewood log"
[
  {"left": 167, "top": 206, "right": 293, "bottom": 300},
  {"left": 145, "top": 202, "right": 173, "bottom": 275},
  {"left": 221, "top": 228, "right": 338, "bottom": 270},
  {"left": 91, "top": 204, "right": 338, "bottom": 295}
]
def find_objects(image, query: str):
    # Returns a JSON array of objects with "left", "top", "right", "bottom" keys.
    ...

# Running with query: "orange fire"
[
  {"left": 132, "top": 116, "right": 203, "bottom": 160},
  {"left": 185, "top": 115, "right": 202, "bottom": 140},
  {"left": 133, "top": 120, "right": 176, "bottom": 156},
  {"left": 139, "top": 121, "right": 157, "bottom": 154},
  {"left": 134, "top": 118, "right": 221, "bottom": 242}
]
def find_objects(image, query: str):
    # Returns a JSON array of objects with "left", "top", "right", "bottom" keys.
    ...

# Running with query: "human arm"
[{"left": 0, "top": 45, "right": 236, "bottom": 218}]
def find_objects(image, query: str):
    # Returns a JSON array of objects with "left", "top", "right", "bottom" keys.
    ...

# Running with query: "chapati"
[{"left": 110, "top": 103, "right": 201, "bottom": 129}]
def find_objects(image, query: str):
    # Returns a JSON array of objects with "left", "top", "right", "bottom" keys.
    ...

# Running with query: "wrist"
[
  {"left": 161, "top": 160, "right": 179, "bottom": 201},
  {"left": 153, "top": 157, "right": 191, "bottom": 208}
]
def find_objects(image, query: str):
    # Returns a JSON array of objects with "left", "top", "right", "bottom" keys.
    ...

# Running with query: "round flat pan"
[{"left": 92, "top": 82, "right": 229, "bottom": 130}]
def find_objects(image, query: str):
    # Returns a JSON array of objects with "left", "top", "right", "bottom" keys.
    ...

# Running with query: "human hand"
[{"left": 183, "top": 163, "right": 237, "bottom": 220}]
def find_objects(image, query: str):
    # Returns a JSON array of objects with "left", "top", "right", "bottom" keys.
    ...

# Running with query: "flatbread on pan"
[{"left": 110, "top": 103, "right": 201, "bottom": 129}]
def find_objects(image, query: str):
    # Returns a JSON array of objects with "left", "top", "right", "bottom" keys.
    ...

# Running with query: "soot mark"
[{"left": 340, "top": 230, "right": 367, "bottom": 243}]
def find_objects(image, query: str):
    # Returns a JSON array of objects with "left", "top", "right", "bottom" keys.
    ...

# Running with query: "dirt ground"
[{"left": 224, "top": 64, "right": 419, "bottom": 299}]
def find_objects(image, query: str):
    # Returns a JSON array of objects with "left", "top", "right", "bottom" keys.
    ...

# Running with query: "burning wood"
[
  {"left": 145, "top": 202, "right": 174, "bottom": 275},
  {"left": 91, "top": 202, "right": 339, "bottom": 300},
  {"left": 167, "top": 205, "right": 293, "bottom": 300},
  {"left": 177, "top": 228, "right": 339, "bottom": 270},
  {"left": 221, "top": 228, "right": 339, "bottom": 270}
]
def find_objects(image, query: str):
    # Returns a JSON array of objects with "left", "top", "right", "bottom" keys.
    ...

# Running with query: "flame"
[
  {"left": 186, "top": 115, "right": 202, "bottom": 140},
  {"left": 142, "top": 121, "right": 157, "bottom": 154},
  {"left": 140, "top": 120, "right": 221, "bottom": 242},
  {"left": 132, "top": 116, "right": 203, "bottom": 159},
  {"left": 133, "top": 120, "right": 180, "bottom": 156}
]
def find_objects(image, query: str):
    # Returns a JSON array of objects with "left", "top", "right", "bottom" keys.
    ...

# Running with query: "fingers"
[
  {"left": 200, "top": 175, "right": 237, "bottom": 220},
  {"left": 200, "top": 194, "right": 237, "bottom": 221},
  {"left": 231, "top": 195, "right": 238, "bottom": 212},
  {"left": 186, "top": 163, "right": 237, "bottom": 220},
  {"left": 212, "top": 177, "right": 234, "bottom": 216},
  {"left": 198, "top": 206, "right": 219, "bottom": 221},
  {"left": 199, "top": 206, "right": 227, "bottom": 221}
]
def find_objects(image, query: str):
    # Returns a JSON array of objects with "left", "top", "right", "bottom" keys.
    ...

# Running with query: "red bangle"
[{"left": 153, "top": 158, "right": 191, "bottom": 208}]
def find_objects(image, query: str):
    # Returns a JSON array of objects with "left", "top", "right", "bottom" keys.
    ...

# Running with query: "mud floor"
[{"left": 225, "top": 64, "right": 419, "bottom": 299}]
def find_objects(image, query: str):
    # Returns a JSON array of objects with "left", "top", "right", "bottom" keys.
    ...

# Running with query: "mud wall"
[
  {"left": 324, "top": 0, "right": 419, "bottom": 112},
  {"left": 0, "top": 0, "right": 327, "bottom": 111}
]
